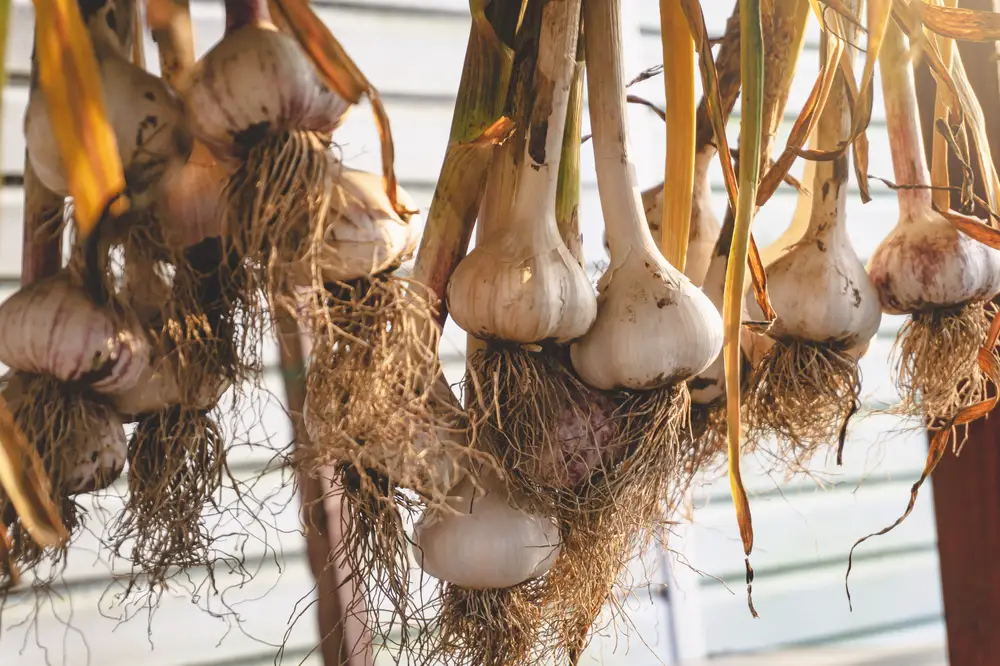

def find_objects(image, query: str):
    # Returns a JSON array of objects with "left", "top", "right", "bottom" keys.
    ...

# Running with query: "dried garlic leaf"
[
  {"left": 660, "top": 0, "right": 697, "bottom": 270},
  {"left": 0, "top": 395, "right": 68, "bottom": 549},
  {"left": 724, "top": 0, "right": 765, "bottom": 618},
  {"left": 915, "top": 0, "right": 1000, "bottom": 41},
  {"left": 33, "top": 0, "right": 126, "bottom": 239},
  {"left": 269, "top": 0, "right": 406, "bottom": 215}
]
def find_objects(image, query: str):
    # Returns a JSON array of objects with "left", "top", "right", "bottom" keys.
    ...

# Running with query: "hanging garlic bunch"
[
  {"left": 185, "top": 0, "right": 351, "bottom": 310},
  {"left": 0, "top": 272, "right": 149, "bottom": 393},
  {"left": 0, "top": 272, "right": 136, "bottom": 552},
  {"left": 25, "top": 2, "right": 189, "bottom": 207},
  {"left": 867, "top": 21, "right": 1000, "bottom": 423},
  {"left": 744, "top": 32, "right": 881, "bottom": 459}
]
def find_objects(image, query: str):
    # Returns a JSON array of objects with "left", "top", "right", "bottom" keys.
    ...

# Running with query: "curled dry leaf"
[
  {"left": 33, "top": 0, "right": 128, "bottom": 238},
  {"left": 269, "top": 0, "right": 407, "bottom": 216},
  {"left": 912, "top": 0, "right": 1000, "bottom": 42},
  {"left": 0, "top": 394, "right": 68, "bottom": 549}
]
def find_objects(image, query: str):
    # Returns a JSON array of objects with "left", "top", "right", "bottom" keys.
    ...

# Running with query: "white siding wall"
[{"left": 0, "top": 1, "right": 944, "bottom": 664}]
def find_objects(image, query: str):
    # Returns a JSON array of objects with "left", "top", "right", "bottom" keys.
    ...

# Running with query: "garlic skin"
[
  {"left": 159, "top": 141, "right": 234, "bottom": 250},
  {"left": 186, "top": 24, "right": 350, "bottom": 159},
  {"left": 571, "top": 247, "right": 723, "bottom": 390},
  {"left": 868, "top": 210, "right": 1000, "bottom": 314},
  {"left": 761, "top": 228, "right": 881, "bottom": 348},
  {"left": 292, "top": 167, "right": 419, "bottom": 285},
  {"left": 25, "top": 39, "right": 190, "bottom": 201},
  {"left": 0, "top": 274, "right": 149, "bottom": 395},
  {"left": 63, "top": 409, "right": 127, "bottom": 495},
  {"left": 412, "top": 469, "right": 561, "bottom": 589}
]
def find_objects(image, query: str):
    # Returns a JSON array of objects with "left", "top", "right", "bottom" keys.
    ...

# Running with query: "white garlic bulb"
[
  {"left": 186, "top": 23, "right": 350, "bottom": 159},
  {"left": 159, "top": 141, "right": 233, "bottom": 250},
  {"left": 869, "top": 209, "right": 1000, "bottom": 314},
  {"left": 63, "top": 408, "right": 127, "bottom": 495},
  {"left": 868, "top": 22, "right": 1000, "bottom": 314},
  {"left": 0, "top": 273, "right": 149, "bottom": 395},
  {"left": 25, "top": 30, "right": 189, "bottom": 202},
  {"left": 447, "top": 12, "right": 596, "bottom": 345},
  {"left": 570, "top": 1, "right": 722, "bottom": 391},
  {"left": 412, "top": 468, "right": 561, "bottom": 589},
  {"left": 747, "top": 40, "right": 881, "bottom": 350},
  {"left": 111, "top": 355, "right": 231, "bottom": 418},
  {"left": 292, "top": 166, "right": 418, "bottom": 285}
]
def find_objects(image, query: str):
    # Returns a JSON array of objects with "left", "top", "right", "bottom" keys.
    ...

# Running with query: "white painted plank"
[
  {"left": 698, "top": 550, "right": 943, "bottom": 655},
  {"left": 689, "top": 479, "right": 937, "bottom": 580},
  {"left": 0, "top": 557, "right": 321, "bottom": 666}
]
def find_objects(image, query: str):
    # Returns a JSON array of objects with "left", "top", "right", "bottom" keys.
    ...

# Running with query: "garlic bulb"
[
  {"left": 25, "top": 13, "right": 189, "bottom": 201},
  {"left": 291, "top": 166, "right": 419, "bottom": 285},
  {"left": 633, "top": 148, "right": 720, "bottom": 288},
  {"left": 570, "top": 0, "right": 722, "bottom": 391},
  {"left": 447, "top": 18, "right": 596, "bottom": 344},
  {"left": 412, "top": 468, "right": 561, "bottom": 589},
  {"left": 0, "top": 273, "right": 149, "bottom": 395},
  {"left": 159, "top": 141, "right": 233, "bottom": 250},
  {"left": 63, "top": 408, "right": 127, "bottom": 495},
  {"left": 112, "top": 356, "right": 231, "bottom": 418},
  {"left": 185, "top": 13, "right": 349, "bottom": 160},
  {"left": 868, "top": 23, "right": 1000, "bottom": 313},
  {"left": 746, "top": 54, "right": 881, "bottom": 349}
]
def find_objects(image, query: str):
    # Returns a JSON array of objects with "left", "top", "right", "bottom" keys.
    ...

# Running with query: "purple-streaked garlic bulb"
[{"left": 0, "top": 272, "right": 149, "bottom": 395}]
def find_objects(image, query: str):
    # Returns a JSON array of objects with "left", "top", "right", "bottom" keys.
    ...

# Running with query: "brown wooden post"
[
  {"left": 276, "top": 315, "right": 375, "bottom": 666},
  {"left": 913, "top": 4, "right": 1000, "bottom": 664}
]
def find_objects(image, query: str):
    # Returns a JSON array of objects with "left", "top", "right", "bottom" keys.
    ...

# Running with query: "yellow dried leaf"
[
  {"left": 914, "top": 0, "right": 1000, "bottom": 41},
  {"left": 0, "top": 395, "right": 68, "bottom": 549},
  {"left": 269, "top": 0, "right": 407, "bottom": 215},
  {"left": 660, "top": 0, "right": 696, "bottom": 271},
  {"left": 33, "top": 0, "right": 127, "bottom": 239},
  {"left": 724, "top": 0, "right": 764, "bottom": 618}
]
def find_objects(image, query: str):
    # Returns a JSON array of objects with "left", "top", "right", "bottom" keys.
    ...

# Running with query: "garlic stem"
[
  {"left": 880, "top": 21, "right": 932, "bottom": 221},
  {"left": 225, "top": 0, "right": 271, "bottom": 32},
  {"left": 556, "top": 49, "right": 585, "bottom": 266},
  {"left": 584, "top": 0, "right": 657, "bottom": 259},
  {"left": 506, "top": 0, "right": 581, "bottom": 238},
  {"left": 148, "top": 0, "right": 196, "bottom": 92},
  {"left": 803, "top": 46, "right": 849, "bottom": 247},
  {"left": 21, "top": 162, "right": 63, "bottom": 286}
]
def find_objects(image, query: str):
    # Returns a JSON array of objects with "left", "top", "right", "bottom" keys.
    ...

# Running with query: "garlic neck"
[
  {"left": 584, "top": 0, "right": 657, "bottom": 262},
  {"left": 880, "top": 20, "right": 932, "bottom": 223},
  {"left": 692, "top": 147, "right": 716, "bottom": 211},
  {"left": 803, "top": 35, "right": 850, "bottom": 251},
  {"left": 225, "top": 0, "right": 271, "bottom": 32},
  {"left": 505, "top": 0, "right": 580, "bottom": 239}
]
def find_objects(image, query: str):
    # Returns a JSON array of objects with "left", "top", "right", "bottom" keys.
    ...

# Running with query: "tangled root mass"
[
  {"left": 894, "top": 304, "right": 993, "bottom": 426},
  {"left": 746, "top": 338, "right": 862, "bottom": 468}
]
